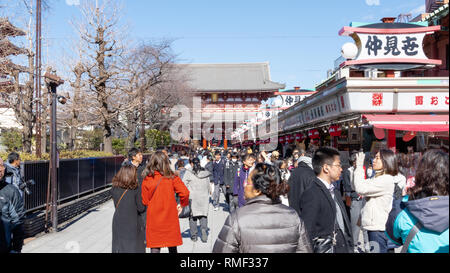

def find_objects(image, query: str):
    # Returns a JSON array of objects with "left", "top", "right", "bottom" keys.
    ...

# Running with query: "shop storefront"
[{"left": 274, "top": 20, "right": 449, "bottom": 155}]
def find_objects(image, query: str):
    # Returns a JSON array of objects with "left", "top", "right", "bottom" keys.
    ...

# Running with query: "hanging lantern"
[
  {"left": 309, "top": 129, "right": 320, "bottom": 139},
  {"left": 402, "top": 131, "right": 416, "bottom": 142}
]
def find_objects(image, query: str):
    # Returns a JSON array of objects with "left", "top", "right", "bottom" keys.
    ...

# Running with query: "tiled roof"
[{"left": 175, "top": 62, "right": 285, "bottom": 92}]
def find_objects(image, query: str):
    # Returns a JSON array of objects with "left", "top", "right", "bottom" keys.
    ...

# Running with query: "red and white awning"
[{"left": 363, "top": 114, "right": 449, "bottom": 132}]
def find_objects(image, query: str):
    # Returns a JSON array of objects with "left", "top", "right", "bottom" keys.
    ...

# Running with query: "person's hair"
[
  {"left": 206, "top": 154, "right": 213, "bottom": 161},
  {"left": 214, "top": 150, "right": 221, "bottom": 156},
  {"left": 305, "top": 145, "right": 316, "bottom": 158},
  {"left": 7, "top": 152, "right": 20, "bottom": 164},
  {"left": 112, "top": 165, "right": 138, "bottom": 190},
  {"left": 408, "top": 149, "right": 449, "bottom": 200},
  {"left": 243, "top": 153, "right": 256, "bottom": 162},
  {"left": 179, "top": 150, "right": 187, "bottom": 157},
  {"left": 274, "top": 160, "right": 284, "bottom": 170},
  {"left": 142, "top": 151, "right": 175, "bottom": 178},
  {"left": 127, "top": 148, "right": 140, "bottom": 162},
  {"left": 378, "top": 149, "right": 399, "bottom": 176},
  {"left": 251, "top": 163, "right": 289, "bottom": 202},
  {"left": 312, "top": 147, "right": 340, "bottom": 175},
  {"left": 176, "top": 159, "right": 185, "bottom": 169},
  {"left": 192, "top": 157, "right": 205, "bottom": 175},
  {"left": 298, "top": 148, "right": 306, "bottom": 156},
  {"left": 349, "top": 152, "right": 357, "bottom": 166},
  {"left": 231, "top": 152, "right": 238, "bottom": 158}
]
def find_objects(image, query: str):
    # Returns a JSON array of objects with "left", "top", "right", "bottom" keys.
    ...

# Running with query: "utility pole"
[
  {"left": 44, "top": 68, "right": 65, "bottom": 233},
  {"left": 35, "top": 0, "right": 42, "bottom": 157}
]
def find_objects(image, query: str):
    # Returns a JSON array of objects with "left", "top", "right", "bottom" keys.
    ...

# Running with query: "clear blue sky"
[{"left": 41, "top": 0, "right": 426, "bottom": 91}]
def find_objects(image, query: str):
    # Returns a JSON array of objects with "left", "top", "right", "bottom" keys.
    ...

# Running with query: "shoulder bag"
[
  {"left": 400, "top": 221, "right": 423, "bottom": 253},
  {"left": 115, "top": 188, "right": 129, "bottom": 209}
]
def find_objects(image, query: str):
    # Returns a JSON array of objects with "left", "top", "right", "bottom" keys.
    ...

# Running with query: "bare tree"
[
  {"left": 114, "top": 40, "right": 184, "bottom": 150},
  {"left": 73, "top": 0, "right": 127, "bottom": 153}
]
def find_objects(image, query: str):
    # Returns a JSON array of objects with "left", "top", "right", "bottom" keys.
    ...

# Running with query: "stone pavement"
[{"left": 22, "top": 193, "right": 230, "bottom": 253}]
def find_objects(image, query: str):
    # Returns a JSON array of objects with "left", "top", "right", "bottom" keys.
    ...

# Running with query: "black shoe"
[{"left": 191, "top": 236, "right": 198, "bottom": 242}]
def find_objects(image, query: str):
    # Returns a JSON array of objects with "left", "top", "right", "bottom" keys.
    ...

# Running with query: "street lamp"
[{"left": 44, "top": 68, "right": 65, "bottom": 233}]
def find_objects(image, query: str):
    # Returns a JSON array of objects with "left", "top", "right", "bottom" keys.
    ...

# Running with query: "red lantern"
[
  {"left": 296, "top": 133, "right": 305, "bottom": 142},
  {"left": 329, "top": 125, "right": 342, "bottom": 137},
  {"left": 309, "top": 129, "right": 320, "bottom": 139},
  {"left": 279, "top": 136, "right": 285, "bottom": 144}
]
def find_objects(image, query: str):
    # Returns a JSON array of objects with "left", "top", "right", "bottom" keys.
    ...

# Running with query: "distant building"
[{"left": 176, "top": 62, "right": 285, "bottom": 149}]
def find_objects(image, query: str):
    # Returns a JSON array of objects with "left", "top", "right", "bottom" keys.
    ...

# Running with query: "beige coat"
[{"left": 353, "top": 168, "right": 395, "bottom": 231}]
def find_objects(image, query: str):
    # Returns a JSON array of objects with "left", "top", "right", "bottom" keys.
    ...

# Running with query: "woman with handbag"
[
  {"left": 141, "top": 152, "right": 190, "bottom": 254},
  {"left": 183, "top": 157, "right": 212, "bottom": 243},
  {"left": 111, "top": 165, "right": 146, "bottom": 253}
]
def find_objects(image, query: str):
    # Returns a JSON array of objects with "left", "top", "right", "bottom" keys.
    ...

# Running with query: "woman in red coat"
[{"left": 141, "top": 151, "right": 190, "bottom": 253}]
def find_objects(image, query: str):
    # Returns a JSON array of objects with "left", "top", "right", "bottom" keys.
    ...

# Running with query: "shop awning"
[{"left": 363, "top": 114, "right": 449, "bottom": 132}]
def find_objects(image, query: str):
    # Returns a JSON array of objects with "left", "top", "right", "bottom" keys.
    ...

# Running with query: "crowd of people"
[
  {"left": 110, "top": 144, "right": 448, "bottom": 254},
  {"left": 0, "top": 142, "right": 448, "bottom": 254}
]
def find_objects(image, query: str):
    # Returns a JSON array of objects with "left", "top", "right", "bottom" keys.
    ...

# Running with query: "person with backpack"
[
  {"left": 183, "top": 158, "right": 211, "bottom": 243},
  {"left": 386, "top": 149, "right": 448, "bottom": 253}
]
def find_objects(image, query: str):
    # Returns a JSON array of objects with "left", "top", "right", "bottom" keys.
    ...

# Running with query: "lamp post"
[{"left": 44, "top": 68, "right": 65, "bottom": 232}]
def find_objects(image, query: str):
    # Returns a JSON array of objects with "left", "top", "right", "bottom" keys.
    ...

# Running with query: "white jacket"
[{"left": 353, "top": 167, "right": 395, "bottom": 231}]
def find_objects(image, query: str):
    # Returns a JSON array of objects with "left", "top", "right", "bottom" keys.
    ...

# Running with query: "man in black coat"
[
  {"left": 288, "top": 147, "right": 316, "bottom": 216},
  {"left": 212, "top": 151, "right": 225, "bottom": 211},
  {"left": 223, "top": 152, "right": 240, "bottom": 213},
  {"left": 0, "top": 157, "right": 25, "bottom": 253},
  {"left": 300, "top": 147, "right": 353, "bottom": 253},
  {"left": 0, "top": 158, "right": 8, "bottom": 253}
]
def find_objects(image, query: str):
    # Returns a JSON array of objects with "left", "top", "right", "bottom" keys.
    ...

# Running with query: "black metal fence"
[{"left": 22, "top": 156, "right": 126, "bottom": 213}]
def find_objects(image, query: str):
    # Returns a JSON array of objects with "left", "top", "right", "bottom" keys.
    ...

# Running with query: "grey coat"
[
  {"left": 183, "top": 170, "right": 211, "bottom": 217},
  {"left": 213, "top": 195, "right": 312, "bottom": 253}
]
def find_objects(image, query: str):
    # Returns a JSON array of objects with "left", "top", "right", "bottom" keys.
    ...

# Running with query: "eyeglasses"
[{"left": 328, "top": 164, "right": 342, "bottom": 168}]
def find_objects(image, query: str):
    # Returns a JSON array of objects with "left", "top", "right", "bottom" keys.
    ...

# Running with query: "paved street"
[{"left": 22, "top": 193, "right": 230, "bottom": 253}]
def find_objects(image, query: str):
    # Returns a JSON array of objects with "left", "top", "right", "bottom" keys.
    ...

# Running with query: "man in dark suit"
[
  {"left": 212, "top": 150, "right": 225, "bottom": 211},
  {"left": 300, "top": 147, "right": 353, "bottom": 253},
  {"left": 288, "top": 146, "right": 316, "bottom": 216}
]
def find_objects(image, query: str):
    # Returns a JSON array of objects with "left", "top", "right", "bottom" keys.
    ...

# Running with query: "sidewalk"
[{"left": 22, "top": 194, "right": 230, "bottom": 253}]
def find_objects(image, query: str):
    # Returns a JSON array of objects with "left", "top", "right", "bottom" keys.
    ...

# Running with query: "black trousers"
[
  {"left": 12, "top": 224, "right": 25, "bottom": 253},
  {"left": 151, "top": 247, "right": 177, "bottom": 253}
]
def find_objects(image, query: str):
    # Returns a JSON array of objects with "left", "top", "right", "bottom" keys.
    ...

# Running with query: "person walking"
[
  {"left": 223, "top": 152, "right": 240, "bottom": 213},
  {"left": 111, "top": 165, "right": 146, "bottom": 253},
  {"left": 353, "top": 149, "right": 398, "bottom": 253},
  {"left": 183, "top": 158, "right": 211, "bottom": 243},
  {"left": 300, "top": 147, "right": 354, "bottom": 253},
  {"left": 288, "top": 147, "right": 316, "bottom": 217},
  {"left": 212, "top": 151, "right": 225, "bottom": 211},
  {"left": 233, "top": 154, "right": 256, "bottom": 208},
  {"left": 0, "top": 156, "right": 25, "bottom": 253},
  {"left": 386, "top": 149, "right": 449, "bottom": 253},
  {"left": 342, "top": 152, "right": 370, "bottom": 253},
  {"left": 0, "top": 158, "right": 10, "bottom": 253},
  {"left": 276, "top": 159, "right": 291, "bottom": 206},
  {"left": 213, "top": 163, "right": 312, "bottom": 253},
  {"left": 141, "top": 152, "right": 190, "bottom": 254}
]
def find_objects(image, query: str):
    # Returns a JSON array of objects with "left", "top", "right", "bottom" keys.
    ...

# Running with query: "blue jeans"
[{"left": 368, "top": 231, "right": 389, "bottom": 253}]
